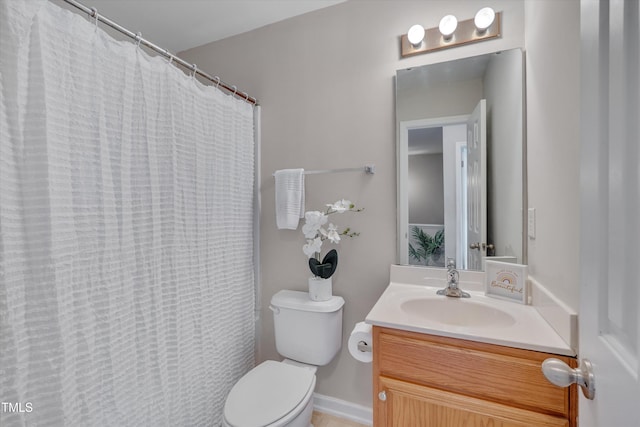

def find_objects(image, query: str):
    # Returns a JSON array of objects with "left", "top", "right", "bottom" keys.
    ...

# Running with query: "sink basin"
[
  {"left": 400, "top": 297, "right": 517, "bottom": 328},
  {"left": 365, "top": 270, "right": 576, "bottom": 356}
]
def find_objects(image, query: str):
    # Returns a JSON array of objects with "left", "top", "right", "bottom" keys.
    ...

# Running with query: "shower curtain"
[{"left": 0, "top": 1, "right": 256, "bottom": 426}]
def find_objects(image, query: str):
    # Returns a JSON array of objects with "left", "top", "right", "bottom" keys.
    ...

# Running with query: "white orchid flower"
[
  {"left": 303, "top": 237, "right": 323, "bottom": 258},
  {"left": 326, "top": 223, "right": 341, "bottom": 243},
  {"left": 300, "top": 200, "right": 361, "bottom": 261},
  {"left": 302, "top": 222, "right": 320, "bottom": 239},
  {"left": 326, "top": 199, "right": 352, "bottom": 213},
  {"left": 302, "top": 211, "right": 328, "bottom": 238}
]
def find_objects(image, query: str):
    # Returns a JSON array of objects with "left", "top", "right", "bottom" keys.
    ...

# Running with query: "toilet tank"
[{"left": 270, "top": 290, "right": 345, "bottom": 366}]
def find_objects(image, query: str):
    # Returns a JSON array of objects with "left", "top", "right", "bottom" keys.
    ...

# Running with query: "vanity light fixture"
[
  {"left": 401, "top": 8, "right": 502, "bottom": 58},
  {"left": 407, "top": 24, "right": 426, "bottom": 47}
]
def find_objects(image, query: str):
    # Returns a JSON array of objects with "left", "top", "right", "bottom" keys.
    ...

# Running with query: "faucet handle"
[
  {"left": 446, "top": 258, "right": 456, "bottom": 270},
  {"left": 447, "top": 269, "right": 459, "bottom": 284}
]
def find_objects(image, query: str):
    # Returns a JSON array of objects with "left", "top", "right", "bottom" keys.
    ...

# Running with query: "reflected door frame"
[{"left": 398, "top": 115, "right": 469, "bottom": 266}]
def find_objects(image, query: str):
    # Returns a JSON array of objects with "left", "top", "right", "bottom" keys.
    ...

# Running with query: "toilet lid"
[{"left": 224, "top": 360, "right": 315, "bottom": 427}]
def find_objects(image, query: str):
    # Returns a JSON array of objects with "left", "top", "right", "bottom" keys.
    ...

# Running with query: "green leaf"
[{"left": 409, "top": 226, "right": 445, "bottom": 262}]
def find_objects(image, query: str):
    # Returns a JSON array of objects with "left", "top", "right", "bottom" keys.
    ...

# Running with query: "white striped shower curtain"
[{"left": 0, "top": 1, "right": 256, "bottom": 425}]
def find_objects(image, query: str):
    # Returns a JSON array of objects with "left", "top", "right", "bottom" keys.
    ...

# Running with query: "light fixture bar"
[{"left": 401, "top": 12, "right": 501, "bottom": 58}]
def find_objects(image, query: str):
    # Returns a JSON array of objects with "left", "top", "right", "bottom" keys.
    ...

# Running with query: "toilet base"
[{"left": 288, "top": 393, "right": 314, "bottom": 427}]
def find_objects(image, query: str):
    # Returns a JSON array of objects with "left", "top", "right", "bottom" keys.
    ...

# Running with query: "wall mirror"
[{"left": 396, "top": 48, "right": 526, "bottom": 271}]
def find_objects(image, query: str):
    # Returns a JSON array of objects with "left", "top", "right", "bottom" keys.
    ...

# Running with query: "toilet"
[{"left": 222, "top": 290, "right": 345, "bottom": 427}]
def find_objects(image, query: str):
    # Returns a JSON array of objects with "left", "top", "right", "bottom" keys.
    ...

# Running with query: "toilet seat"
[{"left": 223, "top": 360, "right": 316, "bottom": 427}]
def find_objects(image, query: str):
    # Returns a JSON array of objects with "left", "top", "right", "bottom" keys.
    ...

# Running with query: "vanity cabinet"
[{"left": 373, "top": 326, "right": 577, "bottom": 427}]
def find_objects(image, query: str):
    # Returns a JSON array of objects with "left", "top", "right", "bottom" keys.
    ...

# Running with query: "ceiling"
[
  {"left": 54, "top": 0, "right": 346, "bottom": 53},
  {"left": 397, "top": 53, "right": 492, "bottom": 92}
]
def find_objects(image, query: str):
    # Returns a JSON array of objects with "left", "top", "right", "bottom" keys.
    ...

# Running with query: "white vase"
[{"left": 308, "top": 276, "right": 332, "bottom": 301}]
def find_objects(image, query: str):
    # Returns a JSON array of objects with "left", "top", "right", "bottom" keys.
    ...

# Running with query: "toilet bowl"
[{"left": 222, "top": 290, "right": 345, "bottom": 427}]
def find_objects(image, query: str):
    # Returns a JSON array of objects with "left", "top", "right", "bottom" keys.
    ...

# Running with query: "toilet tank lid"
[{"left": 271, "top": 290, "right": 345, "bottom": 313}]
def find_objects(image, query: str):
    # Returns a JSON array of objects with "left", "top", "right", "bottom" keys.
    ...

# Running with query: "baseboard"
[{"left": 313, "top": 393, "right": 373, "bottom": 426}]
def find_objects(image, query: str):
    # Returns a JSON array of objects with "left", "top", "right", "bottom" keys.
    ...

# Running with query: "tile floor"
[{"left": 311, "top": 411, "right": 369, "bottom": 427}]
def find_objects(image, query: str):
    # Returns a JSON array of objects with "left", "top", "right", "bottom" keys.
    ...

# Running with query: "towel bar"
[{"left": 272, "top": 164, "right": 375, "bottom": 176}]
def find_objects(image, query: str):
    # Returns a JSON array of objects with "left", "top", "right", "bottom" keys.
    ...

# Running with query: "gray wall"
[
  {"left": 524, "top": 0, "right": 580, "bottom": 311},
  {"left": 484, "top": 49, "right": 524, "bottom": 262},
  {"left": 408, "top": 153, "right": 444, "bottom": 224},
  {"left": 179, "top": 0, "right": 586, "bottom": 409}
]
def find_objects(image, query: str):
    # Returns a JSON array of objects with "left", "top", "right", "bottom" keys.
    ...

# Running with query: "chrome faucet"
[{"left": 437, "top": 258, "right": 470, "bottom": 298}]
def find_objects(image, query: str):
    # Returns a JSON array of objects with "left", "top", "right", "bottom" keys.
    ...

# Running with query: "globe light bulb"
[
  {"left": 407, "top": 24, "right": 425, "bottom": 47},
  {"left": 474, "top": 7, "right": 496, "bottom": 33},
  {"left": 439, "top": 15, "right": 458, "bottom": 40}
]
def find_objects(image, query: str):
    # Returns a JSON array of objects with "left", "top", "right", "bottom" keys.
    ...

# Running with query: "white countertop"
[{"left": 365, "top": 281, "right": 575, "bottom": 356}]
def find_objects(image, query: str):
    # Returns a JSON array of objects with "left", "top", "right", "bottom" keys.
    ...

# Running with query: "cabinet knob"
[{"left": 378, "top": 391, "right": 387, "bottom": 401}]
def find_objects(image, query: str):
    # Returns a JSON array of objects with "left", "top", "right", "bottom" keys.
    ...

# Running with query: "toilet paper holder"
[{"left": 357, "top": 340, "right": 372, "bottom": 353}]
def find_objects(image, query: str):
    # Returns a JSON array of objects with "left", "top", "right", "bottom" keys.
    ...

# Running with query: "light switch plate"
[{"left": 528, "top": 208, "right": 536, "bottom": 239}]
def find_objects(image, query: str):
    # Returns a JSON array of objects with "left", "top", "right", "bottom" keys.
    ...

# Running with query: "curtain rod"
[{"left": 61, "top": 0, "right": 258, "bottom": 106}]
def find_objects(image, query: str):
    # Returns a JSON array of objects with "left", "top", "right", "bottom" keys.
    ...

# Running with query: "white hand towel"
[{"left": 275, "top": 168, "right": 305, "bottom": 230}]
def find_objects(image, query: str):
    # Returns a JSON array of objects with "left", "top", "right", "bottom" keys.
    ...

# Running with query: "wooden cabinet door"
[
  {"left": 378, "top": 376, "right": 569, "bottom": 427},
  {"left": 373, "top": 327, "right": 574, "bottom": 418}
]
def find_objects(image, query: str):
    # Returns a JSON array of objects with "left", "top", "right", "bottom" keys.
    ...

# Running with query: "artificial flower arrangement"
[{"left": 302, "top": 199, "right": 363, "bottom": 279}]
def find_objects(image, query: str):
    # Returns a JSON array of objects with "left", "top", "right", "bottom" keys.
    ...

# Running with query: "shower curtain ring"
[
  {"left": 135, "top": 32, "right": 142, "bottom": 48},
  {"left": 90, "top": 7, "right": 99, "bottom": 27},
  {"left": 242, "top": 92, "right": 249, "bottom": 101},
  {"left": 232, "top": 85, "right": 237, "bottom": 96},
  {"left": 191, "top": 64, "right": 198, "bottom": 78},
  {"left": 214, "top": 76, "right": 221, "bottom": 89}
]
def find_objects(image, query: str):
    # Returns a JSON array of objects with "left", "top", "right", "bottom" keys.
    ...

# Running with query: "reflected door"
[
  {"left": 466, "top": 100, "right": 487, "bottom": 270},
  {"left": 579, "top": 0, "right": 640, "bottom": 424}
]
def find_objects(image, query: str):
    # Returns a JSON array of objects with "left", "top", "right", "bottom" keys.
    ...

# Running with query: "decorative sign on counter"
[{"left": 484, "top": 260, "right": 528, "bottom": 304}]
